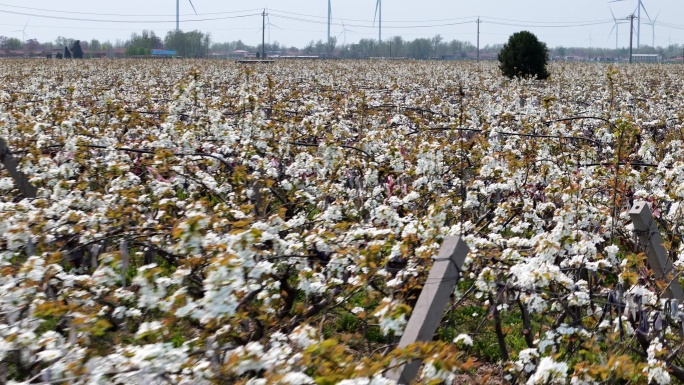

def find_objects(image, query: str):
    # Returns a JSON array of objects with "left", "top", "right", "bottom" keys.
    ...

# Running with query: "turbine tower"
[
  {"left": 327, "top": 0, "right": 332, "bottom": 54},
  {"left": 649, "top": 11, "right": 659, "bottom": 47},
  {"left": 373, "top": 0, "right": 382, "bottom": 44},
  {"left": 177, "top": 0, "right": 198, "bottom": 31},
  {"left": 609, "top": 0, "right": 651, "bottom": 48},
  {"left": 608, "top": 7, "right": 628, "bottom": 49}
]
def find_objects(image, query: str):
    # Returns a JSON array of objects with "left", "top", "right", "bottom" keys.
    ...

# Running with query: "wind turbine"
[
  {"left": 266, "top": 14, "right": 280, "bottom": 48},
  {"left": 608, "top": 7, "right": 628, "bottom": 49},
  {"left": 12, "top": 20, "right": 29, "bottom": 44},
  {"left": 256, "top": 12, "right": 279, "bottom": 50},
  {"left": 609, "top": 0, "right": 651, "bottom": 48},
  {"left": 176, "top": 0, "right": 198, "bottom": 31},
  {"left": 373, "top": 0, "right": 382, "bottom": 44},
  {"left": 337, "top": 20, "right": 354, "bottom": 46},
  {"left": 649, "top": 11, "right": 660, "bottom": 47},
  {"left": 587, "top": 29, "right": 597, "bottom": 49}
]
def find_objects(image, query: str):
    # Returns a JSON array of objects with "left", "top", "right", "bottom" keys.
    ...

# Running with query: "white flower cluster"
[{"left": 0, "top": 59, "right": 682, "bottom": 384}]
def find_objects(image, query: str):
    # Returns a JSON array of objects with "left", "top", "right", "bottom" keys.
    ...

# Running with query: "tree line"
[{"left": 1, "top": 29, "right": 683, "bottom": 60}]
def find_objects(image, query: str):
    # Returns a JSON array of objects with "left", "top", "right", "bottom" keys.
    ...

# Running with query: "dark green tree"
[
  {"left": 64, "top": 46, "right": 72, "bottom": 59},
  {"left": 164, "top": 30, "right": 210, "bottom": 58},
  {"left": 409, "top": 38, "right": 434, "bottom": 59},
  {"left": 498, "top": 31, "right": 549, "bottom": 80},
  {"left": 2, "top": 37, "right": 22, "bottom": 51},
  {"left": 71, "top": 40, "right": 84, "bottom": 59},
  {"left": 125, "top": 30, "right": 162, "bottom": 56},
  {"left": 556, "top": 46, "right": 567, "bottom": 57},
  {"left": 90, "top": 39, "right": 101, "bottom": 51}
]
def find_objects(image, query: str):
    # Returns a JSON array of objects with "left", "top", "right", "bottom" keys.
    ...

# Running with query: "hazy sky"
[{"left": 0, "top": 0, "right": 682, "bottom": 49}]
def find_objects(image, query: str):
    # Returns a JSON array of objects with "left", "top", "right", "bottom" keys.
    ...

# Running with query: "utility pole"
[
  {"left": 628, "top": 14, "right": 635, "bottom": 63},
  {"left": 476, "top": 17, "right": 481, "bottom": 62},
  {"left": 262, "top": 9, "right": 267, "bottom": 59}
]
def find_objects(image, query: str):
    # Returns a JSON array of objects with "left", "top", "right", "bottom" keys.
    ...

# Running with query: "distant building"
[
  {"left": 631, "top": 54, "right": 661, "bottom": 63},
  {"left": 230, "top": 50, "right": 250, "bottom": 58},
  {"left": 82, "top": 50, "right": 108, "bottom": 59},
  {"left": 106, "top": 48, "right": 127, "bottom": 59},
  {"left": 0, "top": 50, "right": 34, "bottom": 58},
  {"left": 151, "top": 49, "right": 177, "bottom": 57}
]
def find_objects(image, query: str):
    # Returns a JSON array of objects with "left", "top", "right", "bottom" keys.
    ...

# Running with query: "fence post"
[
  {"left": 629, "top": 201, "right": 684, "bottom": 300},
  {"left": 386, "top": 235, "right": 470, "bottom": 384},
  {"left": 0, "top": 137, "right": 37, "bottom": 198}
]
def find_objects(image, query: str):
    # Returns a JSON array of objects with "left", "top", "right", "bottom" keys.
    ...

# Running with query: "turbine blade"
[
  {"left": 608, "top": 24, "right": 616, "bottom": 39},
  {"left": 609, "top": 7, "right": 617, "bottom": 22},
  {"left": 640, "top": 3, "right": 651, "bottom": 23},
  {"left": 373, "top": 0, "right": 380, "bottom": 26},
  {"left": 188, "top": 0, "right": 198, "bottom": 15}
]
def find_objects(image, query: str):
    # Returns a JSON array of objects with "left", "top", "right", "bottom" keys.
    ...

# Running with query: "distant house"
[
  {"left": 209, "top": 52, "right": 229, "bottom": 59},
  {"left": 83, "top": 50, "right": 108, "bottom": 59},
  {"left": 1, "top": 50, "right": 33, "bottom": 58},
  {"left": 151, "top": 49, "right": 176, "bottom": 58},
  {"left": 631, "top": 54, "right": 661, "bottom": 63},
  {"left": 106, "top": 48, "right": 127, "bottom": 59},
  {"left": 230, "top": 50, "right": 251, "bottom": 58}
]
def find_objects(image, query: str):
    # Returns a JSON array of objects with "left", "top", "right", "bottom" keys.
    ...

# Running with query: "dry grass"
[{"left": 452, "top": 363, "right": 506, "bottom": 385}]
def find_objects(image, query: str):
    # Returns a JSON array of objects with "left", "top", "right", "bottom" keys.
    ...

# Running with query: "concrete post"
[
  {"left": 629, "top": 201, "right": 684, "bottom": 300},
  {"left": 386, "top": 236, "right": 470, "bottom": 384},
  {"left": 0, "top": 137, "right": 37, "bottom": 198}
]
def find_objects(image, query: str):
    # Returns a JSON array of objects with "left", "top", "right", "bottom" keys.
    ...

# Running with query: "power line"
[
  {"left": 268, "top": 13, "right": 476, "bottom": 29},
  {"left": 483, "top": 16, "right": 615, "bottom": 25},
  {"left": 0, "top": 2, "right": 673, "bottom": 32},
  {"left": 0, "top": 3, "right": 263, "bottom": 18},
  {"left": 268, "top": 8, "right": 479, "bottom": 24},
  {"left": 0, "top": 9, "right": 261, "bottom": 24},
  {"left": 1, "top": 2, "right": 683, "bottom": 38},
  {"left": 484, "top": 19, "right": 614, "bottom": 28},
  {"left": 268, "top": 11, "right": 613, "bottom": 31},
  {"left": 654, "top": 20, "right": 684, "bottom": 31}
]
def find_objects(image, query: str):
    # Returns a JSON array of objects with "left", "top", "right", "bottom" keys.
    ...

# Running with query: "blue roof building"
[{"left": 151, "top": 49, "right": 177, "bottom": 57}]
